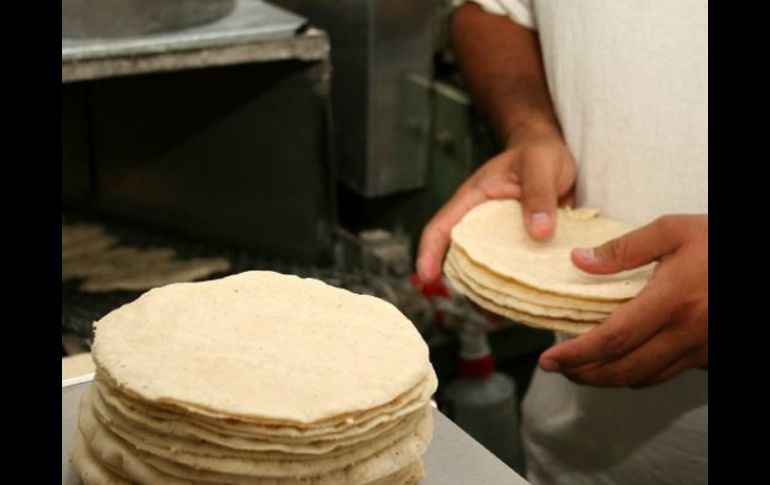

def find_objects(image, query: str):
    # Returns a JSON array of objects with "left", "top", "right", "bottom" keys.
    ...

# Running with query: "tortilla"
[
  {"left": 62, "top": 247, "right": 176, "bottom": 281},
  {"left": 73, "top": 271, "right": 436, "bottom": 484},
  {"left": 94, "top": 375, "right": 435, "bottom": 445},
  {"left": 92, "top": 272, "right": 431, "bottom": 424},
  {"left": 77, "top": 392, "right": 432, "bottom": 484},
  {"left": 62, "top": 224, "right": 109, "bottom": 248},
  {"left": 80, "top": 257, "right": 230, "bottom": 293},
  {"left": 62, "top": 234, "right": 118, "bottom": 261},
  {"left": 450, "top": 200, "right": 654, "bottom": 301},
  {"left": 70, "top": 430, "right": 132, "bottom": 485},
  {"left": 447, "top": 246, "right": 622, "bottom": 313},
  {"left": 445, "top": 258, "right": 597, "bottom": 335},
  {"left": 91, "top": 382, "right": 425, "bottom": 458},
  {"left": 82, "top": 387, "right": 431, "bottom": 478},
  {"left": 448, "top": 251, "right": 610, "bottom": 321}
]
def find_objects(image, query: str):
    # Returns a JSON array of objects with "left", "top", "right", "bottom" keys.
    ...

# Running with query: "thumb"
[
  {"left": 571, "top": 217, "right": 680, "bottom": 274},
  {"left": 519, "top": 158, "right": 559, "bottom": 240}
]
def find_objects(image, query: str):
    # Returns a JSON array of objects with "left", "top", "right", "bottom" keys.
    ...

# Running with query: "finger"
[
  {"left": 417, "top": 150, "right": 523, "bottom": 283},
  {"left": 416, "top": 186, "right": 488, "bottom": 283},
  {"left": 518, "top": 155, "right": 560, "bottom": 240},
  {"left": 560, "top": 327, "right": 691, "bottom": 387},
  {"left": 571, "top": 216, "right": 680, "bottom": 275},
  {"left": 539, "top": 275, "right": 677, "bottom": 370}
]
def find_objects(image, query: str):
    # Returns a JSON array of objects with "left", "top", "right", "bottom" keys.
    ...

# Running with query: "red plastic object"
[
  {"left": 411, "top": 272, "right": 450, "bottom": 298},
  {"left": 411, "top": 272, "right": 452, "bottom": 326},
  {"left": 459, "top": 354, "right": 496, "bottom": 378}
]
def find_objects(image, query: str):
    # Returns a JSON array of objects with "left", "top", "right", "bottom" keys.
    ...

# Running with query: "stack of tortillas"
[
  {"left": 62, "top": 223, "right": 230, "bottom": 293},
  {"left": 444, "top": 200, "right": 655, "bottom": 335},
  {"left": 71, "top": 271, "right": 437, "bottom": 484}
]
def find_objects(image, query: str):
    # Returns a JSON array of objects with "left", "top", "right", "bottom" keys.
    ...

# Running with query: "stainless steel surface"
[
  {"left": 62, "top": 29, "right": 328, "bottom": 82},
  {"left": 68, "top": 53, "right": 334, "bottom": 263},
  {"left": 366, "top": 0, "right": 433, "bottom": 196},
  {"left": 63, "top": 0, "right": 236, "bottom": 39},
  {"left": 62, "top": 378, "right": 90, "bottom": 485},
  {"left": 62, "top": 0, "right": 306, "bottom": 63},
  {"left": 62, "top": 5, "right": 335, "bottom": 262},
  {"left": 273, "top": 0, "right": 433, "bottom": 197},
  {"left": 61, "top": 377, "right": 529, "bottom": 484},
  {"left": 425, "top": 407, "right": 530, "bottom": 484}
]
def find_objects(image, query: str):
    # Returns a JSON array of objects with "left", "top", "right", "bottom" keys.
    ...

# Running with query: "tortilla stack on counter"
[
  {"left": 71, "top": 271, "right": 437, "bottom": 484},
  {"left": 444, "top": 200, "right": 655, "bottom": 335}
]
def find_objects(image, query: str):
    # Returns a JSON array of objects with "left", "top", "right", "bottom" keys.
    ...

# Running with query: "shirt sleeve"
[{"left": 452, "top": 0, "right": 536, "bottom": 29}]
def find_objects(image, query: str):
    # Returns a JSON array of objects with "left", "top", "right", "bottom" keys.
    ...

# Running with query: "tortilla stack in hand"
[{"left": 444, "top": 200, "right": 655, "bottom": 335}]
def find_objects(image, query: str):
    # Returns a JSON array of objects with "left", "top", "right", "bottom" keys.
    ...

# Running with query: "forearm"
[{"left": 451, "top": 3, "right": 561, "bottom": 147}]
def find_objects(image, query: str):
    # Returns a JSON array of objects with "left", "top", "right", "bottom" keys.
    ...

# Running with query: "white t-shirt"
[{"left": 462, "top": 1, "right": 708, "bottom": 484}]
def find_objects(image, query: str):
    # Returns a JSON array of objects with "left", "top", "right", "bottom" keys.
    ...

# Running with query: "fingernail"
[
  {"left": 541, "top": 359, "right": 560, "bottom": 372},
  {"left": 574, "top": 247, "right": 598, "bottom": 263},
  {"left": 530, "top": 212, "right": 551, "bottom": 231}
]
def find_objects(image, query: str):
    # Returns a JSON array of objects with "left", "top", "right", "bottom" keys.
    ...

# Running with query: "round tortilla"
[
  {"left": 93, "top": 378, "right": 431, "bottom": 452},
  {"left": 62, "top": 247, "right": 176, "bottom": 281},
  {"left": 447, "top": 250, "right": 610, "bottom": 321},
  {"left": 70, "top": 430, "right": 132, "bottom": 485},
  {"left": 90, "top": 384, "right": 426, "bottom": 460},
  {"left": 445, "top": 258, "right": 597, "bottom": 335},
  {"left": 62, "top": 224, "right": 109, "bottom": 249},
  {"left": 95, "top": 369, "right": 436, "bottom": 437},
  {"left": 77, "top": 392, "right": 433, "bottom": 484},
  {"left": 83, "top": 389, "right": 430, "bottom": 477},
  {"left": 92, "top": 271, "right": 431, "bottom": 425},
  {"left": 447, "top": 246, "right": 622, "bottom": 313},
  {"left": 450, "top": 200, "right": 654, "bottom": 301},
  {"left": 80, "top": 257, "right": 231, "bottom": 293}
]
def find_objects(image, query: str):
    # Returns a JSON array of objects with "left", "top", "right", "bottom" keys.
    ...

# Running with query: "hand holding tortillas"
[
  {"left": 417, "top": 132, "right": 576, "bottom": 284},
  {"left": 540, "top": 214, "right": 709, "bottom": 388},
  {"left": 443, "top": 200, "right": 655, "bottom": 335}
]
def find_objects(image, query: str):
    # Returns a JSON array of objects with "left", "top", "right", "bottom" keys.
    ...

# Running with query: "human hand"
[
  {"left": 539, "top": 214, "right": 708, "bottom": 388},
  {"left": 416, "top": 127, "right": 577, "bottom": 284}
]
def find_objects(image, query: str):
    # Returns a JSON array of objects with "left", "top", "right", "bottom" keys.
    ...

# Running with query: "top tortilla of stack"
[
  {"left": 92, "top": 271, "right": 432, "bottom": 426},
  {"left": 450, "top": 200, "right": 654, "bottom": 301}
]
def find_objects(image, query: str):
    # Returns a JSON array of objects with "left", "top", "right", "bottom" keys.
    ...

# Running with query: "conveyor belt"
[{"left": 61, "top": 212, "right": 406, "bottom": 350}]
